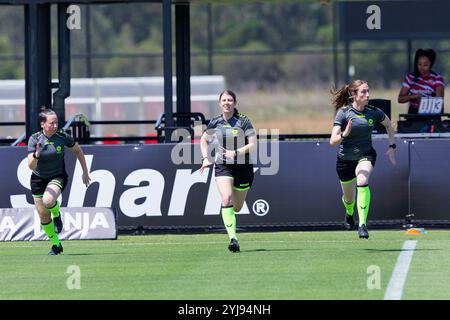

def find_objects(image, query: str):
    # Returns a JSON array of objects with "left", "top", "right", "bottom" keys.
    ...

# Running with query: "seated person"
[{"left": 398, "top": 48, "right": 445, "bottom": 114}]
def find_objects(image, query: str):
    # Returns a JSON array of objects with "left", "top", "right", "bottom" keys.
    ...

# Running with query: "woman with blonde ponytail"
[{"left": 330, "top": 80, "right": 396, "bottom": 239}]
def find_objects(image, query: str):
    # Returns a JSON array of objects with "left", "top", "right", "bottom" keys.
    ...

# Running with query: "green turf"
[{"left": 0, "top": 230, "right": 448, "bottom": 300}]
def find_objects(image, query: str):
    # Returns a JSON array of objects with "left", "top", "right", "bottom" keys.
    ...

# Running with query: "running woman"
[
  {"left": 330, "top": 80, "right": 396, "bottom": 239},
  {"left": 200, "top": 90, "right": 257, "bottom": 252},
  {"left": 28, "top": 106, "right": 91, "bottom": 255}
]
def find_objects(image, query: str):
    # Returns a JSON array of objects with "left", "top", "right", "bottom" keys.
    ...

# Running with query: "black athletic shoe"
[
  {"left": 228, "top": 238, "right": 240, "bottom": 253},
  {"left": 53, "top": 214, "right": 63, "bottom": 234},
  {"left": 358, "top": 224, "right": 369, "bottom": 239},
  {"left": 344, "top": 214, "right": 355, "bottom": 231},
  {"left": 48, "top": 243, "right": 63, "bottom": 255}
]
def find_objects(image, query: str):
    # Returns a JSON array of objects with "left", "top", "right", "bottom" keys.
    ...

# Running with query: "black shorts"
[
  {"left": 336, "top": 148, "right": 377, "bottom": 183},
  {"left": 30, "top": 172, "right": 68, "bottom": 198},
  {"left": 214, "top": 164, "right": 254, "bottom": 191}
]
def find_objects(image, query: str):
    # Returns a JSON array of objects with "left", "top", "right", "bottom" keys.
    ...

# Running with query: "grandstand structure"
[{"left": 0, "top": 0, "right": 204, "bottom": 142}]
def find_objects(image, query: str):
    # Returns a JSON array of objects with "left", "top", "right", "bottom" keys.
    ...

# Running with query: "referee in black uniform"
[
  {"left": 200, "top": 90, "right": 257, "bottom": 253},
  {"left": 330, "top": 80, "right": 396, "bottom": 239},
  {"left": 27, "top": 106, "right": 91, "bottom": 255}
]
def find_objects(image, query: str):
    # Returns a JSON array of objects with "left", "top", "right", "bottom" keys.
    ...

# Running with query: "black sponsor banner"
[
  {"left": 339, "top": 0, "right": 450, "bottom": 40},
  {"left": 0, "top": 140, "right": 411, "bottom": 229},
  {"left": 410, "top": 139, "right": 450, "bottom": 221}
]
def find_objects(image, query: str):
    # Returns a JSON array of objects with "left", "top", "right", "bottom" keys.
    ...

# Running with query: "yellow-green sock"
[
  {"left": 357, "top": 185, "right": 371, "bottom": 227},
  {"left": 48, "top": 201, "right": 60, "bottom": 218},
  {"left": 221, "top": 205, "right": 237, "bottom": 240},
  {"left": 342, "top": 196, "right": 355, "bottom": 216},
  {"left": 41, "top": 220, "right": 60, "bottom": 245}
]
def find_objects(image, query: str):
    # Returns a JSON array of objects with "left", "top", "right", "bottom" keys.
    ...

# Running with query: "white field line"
[{"left": 384, "top": 240, "right": 417, "bottom": 300}]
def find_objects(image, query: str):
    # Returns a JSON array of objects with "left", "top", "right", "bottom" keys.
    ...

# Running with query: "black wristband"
[
  {"left": 33, "top": 152, "right": 39, "bottom": 159},
  {"left": 389, "top": 143, "right": 396, "bottom": 149},
  {"left": 340, "top": 133, "right": 345, "bottom": 139}
]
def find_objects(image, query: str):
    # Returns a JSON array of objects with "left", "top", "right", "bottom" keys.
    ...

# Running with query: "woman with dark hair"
[
  {"left": 199, "top": 90, "right": 257, "bottom": 253},
  {"left": 398, "top": 48, "right": 445, "bottom": 114},
  {"left": 27, "top": 106, "right": 91, "bottom": 255},
  {"left": 330, "top": 80, "right": 396, "bottom": 239}
]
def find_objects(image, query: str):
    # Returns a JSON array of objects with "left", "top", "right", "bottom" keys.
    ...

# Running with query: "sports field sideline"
[{"left": 1, "top": 230, "right": 449, "bottom": 300}]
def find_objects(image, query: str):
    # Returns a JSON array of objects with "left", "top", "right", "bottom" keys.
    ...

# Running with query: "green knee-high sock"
[
  {"left": 48, "top": 201, "right": 60, "bottom": 218},
  {"left": 357, "top": 185, "right": 371, "bottom": 226},
  {"left": 41, "top": 220, "right": 60, "bottom": 245},
  {"left": 342, "top": 197, "right": 355, "bottom": 216},
  {"left": 221, "top": 205, "right": 237, "bottom": 240}
]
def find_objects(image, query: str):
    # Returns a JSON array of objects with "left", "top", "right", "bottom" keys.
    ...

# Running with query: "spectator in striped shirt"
[{"left": 398, "top": 48, "right": 445, "bottom": 114}]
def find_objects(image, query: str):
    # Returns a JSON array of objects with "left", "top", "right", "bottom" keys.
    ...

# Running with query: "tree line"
[{"left": 0, "top": 2, "right": 449, "bottom": 89}]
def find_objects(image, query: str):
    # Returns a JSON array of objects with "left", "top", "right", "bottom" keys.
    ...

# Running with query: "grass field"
[{"left": 1, "top": 230, "right": 450, "bottom": 300}]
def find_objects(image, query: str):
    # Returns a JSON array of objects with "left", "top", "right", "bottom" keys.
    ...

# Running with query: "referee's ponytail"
[{"left": 330, "top": 80, "right": 368, "bottom": 110}]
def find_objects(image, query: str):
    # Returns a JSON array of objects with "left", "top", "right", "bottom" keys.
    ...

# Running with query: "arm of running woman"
[
  {"left": 221, "top": 127, "right": 257, "bottom": 158},
  {"left": 199, "top": 132, "right": 213, "bottom": 174},
  {"left": 231, "top": 118, "right": 257, "bottom": 157},
  {"left": 27, "top": 132, "right": 41, "bottom": 170},
  {"left": 27, "top": 142, "right": 41, "bottom": 171},
  {"left": 381, "top": 116, "right": 397, "bottom": 165},
  {"left": 236, "top": 134, "right": 257, "bottom": 156},
  {"left": 330, "top": 120, "right": 352, "bottom": 146},
  {"left": 69, "top": 143, "right": 91, "bottom": 186}
]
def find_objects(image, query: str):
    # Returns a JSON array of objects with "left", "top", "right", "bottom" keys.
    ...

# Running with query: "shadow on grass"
[
  {"left": 240, "top": 248, "right": 303, "bottom": 253},
  {"left": 362, "top": 248, "right": 440, "bottom": 253},
  {"left": 8, "top": 252, "right": 129, "bottom": 257},
  {"left": 59, "top": 252, "right": 130, "bottom": 256}
]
